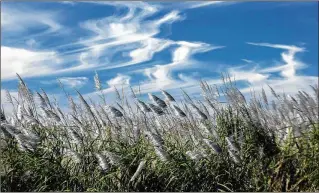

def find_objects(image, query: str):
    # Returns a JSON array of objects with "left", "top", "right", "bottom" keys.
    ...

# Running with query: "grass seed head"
[
  {"left": 130, "top": 160, "right": 147, "bottom": 182},
  {"left": 161, "top": 90, "right": 176, "bottom": 102},
  {"left": 148, "top": 104, "right": 165, "bottom": 116},
  {"left": 148, "top": 93, "right": 167, "bottom": 108},
  {"left": 106, "top": 105, "right": 124, "bottom": 118},
  {"left": 173, "top": 105, "right": 187, "bottom": 117},
  {"left": 95, "top": 153, "right": 109, "bottom": 171},
  {"left": 154, "top": 146, "right": 169, "bottom": 162}
]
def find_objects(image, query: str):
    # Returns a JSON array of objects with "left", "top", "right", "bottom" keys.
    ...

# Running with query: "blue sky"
[{"left": 1, "top": 1, "right": 318, "bottom": 111}]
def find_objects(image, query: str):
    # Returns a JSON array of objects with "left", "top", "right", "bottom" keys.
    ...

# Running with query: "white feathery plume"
[
  {"left": 148, "top": 104, "right": 164, "bottom": 116},
  {"left": 64, "top": 149, "right": 82, "bottom": 164},
  {"left": 261, "top": 88, "right": 268, "bottom": 106},
  {"left": 133, "top": 125, "right": 141, "bottom": 142},
  {"left": 228, "top": 149, "right": 241, "bottom": 164},
  {"left": 69, "top": 129, "right": 82, "bottom": 145},
  {"left": 1, "top": 123, "right": 21, "bottom": 137},
  {"left": 22, "top": 129, "right": 40, "bottom": 142},
  {"left": 161, "top": 90, "right": 175, "bottom": 102},
  {"left": 137, "top": 99, "right": 151, "bottom": 113},
  {"left": 36, "top": 92, "right": 47, "bottom": 108},
  {"left": 144, "top": 130, "right": 164, "bottom": 147},
  {"left": 22, "top": 114, "right": 39, "bottom": 125},
  {"left": 102, "top": 151, "right": 121, "bottom": 166},
  {"left": 190, "top": 104, "right": 208, "bottom": 120},
  {"left": 10, "top": 117, "right": 16, "bottom": 126},
  {"left": 186, "top": 150, "right": 205, "bottom": 161},
  {"left": 172, "top": 105, "right": 186, "bottom": 117},
  {"left": 95, "top": 153, "right": 109, "bottom": 171},
  {"left": 199, "top": 122, "right": 212, "bottom": 137},
  {"left": 155, "top": 119, "right": 161, "bottom": 128},
  {"left": 17, "top": 105, "right": 22, "bottom": 120},
  {"left": 148, "top": 93, "right": 167, "bottom": 108},
  {"left": 106, "top": 105, "right": 123, "bottom": 118},
  {"left": 46, "top": 109, "right": 61, "bottom": 122},
  {"left": 15, "top": 134, "right": 38, "bottom": 152},
  {"left": 154, "top": 146, "right": 169, "bottom": 162},
  {"left": 130, "top": 160, "right": 147, "bottom": 182},
  {"left": 94, "top": 71, "right": 102, "bottom": 91},
  {"left": 226, "top": 136, "right": 240, "bottom": 152}
]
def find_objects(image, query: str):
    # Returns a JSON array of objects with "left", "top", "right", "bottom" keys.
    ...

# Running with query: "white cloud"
[
  {"left": 78, "top": 8, "right": 184, "bottom": 70},
  {"left": 1, "top": 1, "right": 227, "bottom": 85},
  {"left": 241, "top": 59, "right": 254, "bottom": 64},
  {"left": 107, "top": 74, "right": 131, "bottom": 87},
  {"left": 58, "top": 77, "right": 89, "bottom": 88},
  {"left": 173, "top": 43, "right": 195, "bottom": 63},
  {"left": 173, "top": 41, "right": 220, "bottom": 63},
  {"left": 161, "top": 1, "right": 235, "bottom": 10},
  {"left": 155, "top": 10, "right": 182, "bottom": 25},
  {"left": 1, "top": 4, "right": 62, "bottom": 36},
  {"left": 1, "top": 2, "right": 196, "bottom": 82},
  {"left": 60, "top": 1, "right": 76, "bottom": 5},
  {"left": 231, "top": 43, "right": 318, "bottom": 98},
  {"left": 228, "top": 68, "right": 269, "bottom": 83},
  {"left": 1, "top": 46, "right": 61, "bottom": 80},
  {"left": 129, "top": 38, "right": 173, "bottom": 64},
  {"left": 3, "top": 2, "right": 316, "bottom": 110},
  {"left": 138, "top": 41, "right": 223, "bottom": 90},
  {"left": 247, "top": 42, "right": 306, "bottom": 79},
  {"left": 182, "top": 1, "right": 225, "bottom": 9},
  {"left": 246, "top": 42, "right": 305, "bottom": 53}
]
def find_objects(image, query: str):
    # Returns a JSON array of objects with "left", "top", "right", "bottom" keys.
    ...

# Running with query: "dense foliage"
[{"left": 1, "top": 74, "right": 318, "bottom": 191}]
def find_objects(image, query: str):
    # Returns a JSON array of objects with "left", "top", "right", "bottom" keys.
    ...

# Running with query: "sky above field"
[{"left": 1, "top": 1, "right": 318, "bottom": 112}]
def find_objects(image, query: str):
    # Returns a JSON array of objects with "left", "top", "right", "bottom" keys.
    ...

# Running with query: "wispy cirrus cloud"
[
  {"left": 158, "top": 1, "right": 235, "bottom": 10},
  {"left": 1, "top": 1, "right": 188, "bottom": 81},
  {"left": 229, "top": 42, "right": 317, "bottom": 97},
  {"left": 74, "top": 6, "right": 183, "bottom": 72},
  {"left": 1, "top": 1, "right": 228, "bottom": 83},
  {"left": 181, "top": 1, "right": 226, "bottom": 9},
  {"left": 137, "top": 41, "right": 223, "bottom": 90},
  {"left": 1, "top": 4, "right": 63, "bottom": 39},
  {"left": 40, "top": 77, "right": 89, "bottom": 88},
  {"left": 2, "top": 2, "right": 317, "bottom": 109},
  {"left": 246, "top": 42, "right": 306, "bottom": 79},
  {"left": 246, "top": 42, "right": 305, "bottom": 52},
  {"left": 228, "top": 68, "right": 269, "bottom": 83},
  {"left": 241, "top": 59, "right": 255, "bottom": 64},
  {"left": 58, "top": 77, "right": 89, "bottom": 88}
]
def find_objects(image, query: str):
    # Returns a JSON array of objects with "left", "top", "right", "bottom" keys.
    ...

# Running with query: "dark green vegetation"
[{"left": 1, "top": 74, "right": 318, "bottom": 191}]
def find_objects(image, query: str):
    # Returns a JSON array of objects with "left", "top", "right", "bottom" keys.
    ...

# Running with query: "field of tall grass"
[{"left": 1, "top": 73, "right": 318, "bottom": 192}]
